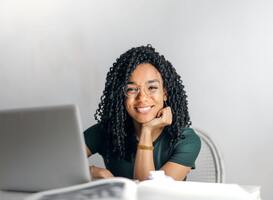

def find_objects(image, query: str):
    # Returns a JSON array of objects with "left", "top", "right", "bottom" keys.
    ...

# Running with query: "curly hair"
[{"left": 95, "top": 44, "right": 191, "bottom": 160}]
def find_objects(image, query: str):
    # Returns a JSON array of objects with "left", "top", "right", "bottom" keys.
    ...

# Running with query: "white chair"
[{"left": 186, "top": 128, "right": 225, "bottom": 183}]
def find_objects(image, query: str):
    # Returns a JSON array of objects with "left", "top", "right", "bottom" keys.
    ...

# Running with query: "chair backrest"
[{"left": 186, "top": 128, "right": 225, "bottom": 183}]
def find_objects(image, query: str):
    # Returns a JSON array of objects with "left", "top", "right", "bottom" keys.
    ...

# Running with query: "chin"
[{"left": 133, "top": 114, "right": 156, "bottom": 124}]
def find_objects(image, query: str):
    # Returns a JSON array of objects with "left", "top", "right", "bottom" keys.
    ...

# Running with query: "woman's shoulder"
[
  {"left": 84, "top": 123, "right": 107, "bottom": 155},
  {"left": 85, "top": 123, "right": 104, "bottom": 131},
  {"left": 84, "top": 123, "right": 106, "bottom": 135},
  {"left": 168, "top": 127, "right": 201, "bottom": 169},
  {"left": 177, "top": 127, "right": 201, "bottom": 146}
]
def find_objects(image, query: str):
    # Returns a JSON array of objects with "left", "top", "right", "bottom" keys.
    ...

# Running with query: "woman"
[{"left": 84, "top": 45, "right": 201, "bottom": 181}]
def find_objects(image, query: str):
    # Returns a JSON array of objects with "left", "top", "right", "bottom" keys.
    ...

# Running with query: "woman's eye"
[
  {"left": 127, "top": 88, "right": 138, "bottom": 93},
  {"left": 148, "top": 86, "right": 158, "bottom": 90}
]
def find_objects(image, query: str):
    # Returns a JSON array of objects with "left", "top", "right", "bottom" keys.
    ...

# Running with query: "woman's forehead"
[{"left": 128, "top": 63, "right": 163, "bottom": 83}]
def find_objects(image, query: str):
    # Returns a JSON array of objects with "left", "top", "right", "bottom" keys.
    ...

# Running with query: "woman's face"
[{"left": 124, "top": 63, "right": 167, "bottom": 124}]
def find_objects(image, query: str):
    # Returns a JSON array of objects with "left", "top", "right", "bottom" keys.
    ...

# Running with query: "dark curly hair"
[{"left": 95, "top": 44, "right": 191, "bottom": 161}]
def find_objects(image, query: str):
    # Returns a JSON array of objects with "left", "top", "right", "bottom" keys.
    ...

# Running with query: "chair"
[{"left": 186, "top": 128, "right": 225, "bottom": 183}]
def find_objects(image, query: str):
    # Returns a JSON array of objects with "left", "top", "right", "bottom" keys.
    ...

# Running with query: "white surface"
[
  {"left": 138, "top": 181, "right": 260, "bottom": 200},
  {"left": 0, "top": 0, "right": 272, "bottom": 199},
  {"left": 0, "top": 183, "right": 261, "bottom": 200}
]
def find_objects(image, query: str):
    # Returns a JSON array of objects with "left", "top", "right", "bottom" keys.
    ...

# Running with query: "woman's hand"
[
  {"left": 142, "top": 106, "right": 172, "bottom": 133},
  {"left": 89, "top": 165, "right": 114, "bottom": 179}
]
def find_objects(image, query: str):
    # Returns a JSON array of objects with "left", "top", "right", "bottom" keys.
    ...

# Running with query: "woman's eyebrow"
[
  {"left": 127, "top": 79, "right": 160, "bottom": 85},
  {"left": 127, "top": 81, "right": 135, "bottom": 85},
  {"left": 146, "top": 79, "right": 160, "bottom": 84}
]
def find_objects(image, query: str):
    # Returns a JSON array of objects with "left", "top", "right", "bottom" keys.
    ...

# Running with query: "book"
[{"left": 26, "top": 177, "right": 261, "bottom": 200}]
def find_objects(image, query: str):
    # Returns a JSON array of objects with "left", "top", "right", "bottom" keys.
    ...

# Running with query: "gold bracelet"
[{"left": 137, "top": 144, "right": 154, "bottom": 150}]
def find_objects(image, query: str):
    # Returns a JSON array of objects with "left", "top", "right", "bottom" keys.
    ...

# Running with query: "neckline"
[
  {"left": 152, "top": 128, "right": 166, "bottom": 145},
  {"left": 135, "top": 128, "right": 166, "bottom": 145}
]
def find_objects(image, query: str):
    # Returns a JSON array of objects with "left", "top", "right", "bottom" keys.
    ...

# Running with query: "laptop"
[{"left": 0, "top": 104, "right": 91, "bottom": 192}]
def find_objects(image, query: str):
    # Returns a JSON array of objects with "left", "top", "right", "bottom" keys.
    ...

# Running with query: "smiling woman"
[
  {"left": 84, "top": 45, "right": 201, "bottom": 181},
  {"left": 124, "top": 64, "right": 167, "bottom": 124}
]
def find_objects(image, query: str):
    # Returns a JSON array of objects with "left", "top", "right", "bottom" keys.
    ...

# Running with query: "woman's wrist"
[
  {"left": 138, "top": 131, "right": 153, "bottom": 146},
  {"left": 137, "top": 144, "right": 154, "bottom": 150},
  {"left": 140, "top": 126, "right": 153, "bottom": 135}
]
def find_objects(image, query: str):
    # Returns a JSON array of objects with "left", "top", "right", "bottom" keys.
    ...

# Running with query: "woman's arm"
[
  {"left": 160, "top": 162, "right": 191, "bottom": 181},
  {"left": 134, "top": 129, "right": 155, "bottom": 180},
  {"left": 134, "top": 106, "right": 192, "bottom": 181},
  {"left": 134, "top": 107, "right": 172, "bottom": 181},
  {"left": 86, "top": 146, "right": 92, "bottom": 157},
  {"left": 90, "top": 165, "right": 114, "bottom": 179},
  {"left": 86, "top": 146, "right": 114, "bottom": 179},
  {"left": 134, "top": 140, "right": 191, "bottom": 181}
]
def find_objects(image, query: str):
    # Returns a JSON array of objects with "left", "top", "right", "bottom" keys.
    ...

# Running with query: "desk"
[{"left": 0, "top": 185, "right": 261, "bottom": 200}]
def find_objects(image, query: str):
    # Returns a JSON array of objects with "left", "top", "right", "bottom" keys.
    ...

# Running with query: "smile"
[{"left": 135, "top": 106, "right": 154, "bottom": 114}]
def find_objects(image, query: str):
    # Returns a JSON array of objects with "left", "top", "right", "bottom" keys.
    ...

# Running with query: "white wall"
[{"left": 1, "top": 0, "right": 272, "bottom": 199}]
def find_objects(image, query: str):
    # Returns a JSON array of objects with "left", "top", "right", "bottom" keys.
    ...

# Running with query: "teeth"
[{"left": 136, "top": 106, "right": 152, "bottom": 113}]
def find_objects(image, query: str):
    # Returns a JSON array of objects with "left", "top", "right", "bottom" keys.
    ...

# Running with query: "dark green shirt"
[{"left": 84, "top": 123, "right": 201, "bottom": 179}]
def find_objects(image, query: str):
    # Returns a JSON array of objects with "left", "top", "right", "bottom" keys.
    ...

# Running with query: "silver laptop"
[{"left": 0, "top": 104, "right": 91, "bottom": 192}]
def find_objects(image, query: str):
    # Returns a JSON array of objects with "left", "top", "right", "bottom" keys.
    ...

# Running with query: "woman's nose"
[{"left": 136, "top": 87, "right": 149, "bottom": 100}]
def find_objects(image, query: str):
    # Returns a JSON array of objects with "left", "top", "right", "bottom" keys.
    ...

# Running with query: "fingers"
[
  {"left": 142, "top": 106, "right": 173, "bottom": 132},
  {"left": 89, "top": 165, "right": 96, "bottom": 177},
  {"left": 156, "top": 109, "right": 164, "bottom": 118},
  {"left": 159, "top": 106, "right": 172, "bottom": 125},
  {"left": 90, "top": 165, "right": 114, "bottom": 179}
]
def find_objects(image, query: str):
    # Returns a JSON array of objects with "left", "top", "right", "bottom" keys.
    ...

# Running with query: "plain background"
[{"left": 1, "top": 0, "right": 272, "bottom": 199}]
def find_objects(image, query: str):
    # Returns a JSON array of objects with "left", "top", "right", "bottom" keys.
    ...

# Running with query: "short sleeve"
[
  {"left": 169, "top": 128, "right": 201, "bottom": 169},
  {"left": 84, "top": 123, "right": 106, "bottom": 156}
]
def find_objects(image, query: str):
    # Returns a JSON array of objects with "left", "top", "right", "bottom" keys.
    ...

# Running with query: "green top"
[{"left": 84, "top": 123, "right": 201, "bottom": 180}]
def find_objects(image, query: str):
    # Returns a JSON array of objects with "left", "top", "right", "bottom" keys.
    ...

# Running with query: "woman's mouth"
[{"left": 135, "top": 106, "right": 154, "bottom": 114}]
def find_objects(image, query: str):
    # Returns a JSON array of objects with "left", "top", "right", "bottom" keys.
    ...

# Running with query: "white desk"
[{"left": 0, "top": 185, "right": 261, "bottom": 200}]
